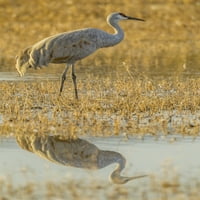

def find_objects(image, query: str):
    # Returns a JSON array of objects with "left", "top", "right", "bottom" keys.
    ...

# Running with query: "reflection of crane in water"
[
  {"left": 15, "top": 12, "right": 144, "bottom": 99},
  {"left": 16, "top": 135, "right": 147, "bottom": 184}
]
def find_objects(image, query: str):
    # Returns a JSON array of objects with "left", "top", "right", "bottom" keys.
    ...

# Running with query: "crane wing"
[{"left": 31, "top": 28, "right": 100, "bottom": 64}]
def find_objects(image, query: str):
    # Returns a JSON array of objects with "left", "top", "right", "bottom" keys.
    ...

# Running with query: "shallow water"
[
  {"left": 0, "top": 135, "right": 200, "bottom": 186},
  {"left": 1, "top": 65, "right": 200, "bottom": 82},
  {"left": 0, "top": 72, "right": 59, "bottom": 81}
]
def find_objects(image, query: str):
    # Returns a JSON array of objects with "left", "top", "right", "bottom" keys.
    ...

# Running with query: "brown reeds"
[
  {"left": 0, "top": 76, "right": 200, "bottom": 136},
  {"left": 0, "top": 0, "right": 200, "bottom": 136}
]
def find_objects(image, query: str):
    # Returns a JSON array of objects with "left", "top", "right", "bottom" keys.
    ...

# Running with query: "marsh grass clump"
[
  {"left": 0, "top": 76, "right": 200, "bottom": 136},
  {"left": 0, "top": 0, "right": 200, "bottom": 136}
]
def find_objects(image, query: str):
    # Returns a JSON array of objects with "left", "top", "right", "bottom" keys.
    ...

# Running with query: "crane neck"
[
  {"left": 100, "top": 18, "right": 124, "bottom": 48},
  {"left": 97, "top": 150, "right": 125, "bottom": 169},
  {"left": 97, "top": 149, "right": 147, "bottom": 184},
  {"left": 108, "top": 18, "right": 124, "bottom": 38}
]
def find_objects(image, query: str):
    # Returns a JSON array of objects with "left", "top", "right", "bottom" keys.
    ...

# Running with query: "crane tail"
[{"left": 16, "top": 63, "right": 29, "bottom": 77}]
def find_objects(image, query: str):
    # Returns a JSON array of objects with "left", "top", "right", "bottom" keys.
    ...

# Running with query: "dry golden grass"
[
  {"left": 0, "top": 0, "right": 200, "bottom": 136},
  {"left": 0, "top": 75, "right": 200, "bottom": 136},
  {"left": 0, "top": 0, "right": 199, "bottom": 74}
]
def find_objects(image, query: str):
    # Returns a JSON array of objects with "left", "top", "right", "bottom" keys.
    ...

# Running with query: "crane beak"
[{"left": 127, "top": 16, "right": 145, "bottom": 22}]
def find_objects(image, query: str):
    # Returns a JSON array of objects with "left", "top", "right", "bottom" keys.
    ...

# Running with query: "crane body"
[{"left": 16, "top": 12, "right": 144, "bottom": 98}]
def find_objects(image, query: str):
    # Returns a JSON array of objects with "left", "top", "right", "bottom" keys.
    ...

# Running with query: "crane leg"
[
  {"left": 59, "top": 64, "right": 70, "bottom": 95},
  {"left": 71, "top": 64, "right": 78, "bottom": 99}
]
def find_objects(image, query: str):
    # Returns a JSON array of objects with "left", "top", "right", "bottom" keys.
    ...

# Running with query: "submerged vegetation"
[
  {"left": 0, "top": 178, "right": 200, "bottom": 200},
  {"left": 0, "top": 163, "right": 200, "bottom": 200}
]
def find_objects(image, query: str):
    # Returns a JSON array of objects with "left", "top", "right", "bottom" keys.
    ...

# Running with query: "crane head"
[
  {"left": 15, "top": 47, "right": 31, "bottom": 76},
  {"left": 108, "top": 12, "right": 145, "bottom": 22}
]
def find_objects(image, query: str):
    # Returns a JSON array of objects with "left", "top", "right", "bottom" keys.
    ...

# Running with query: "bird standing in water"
[{"left": 16, "top": 12, "right": 144, "bottom": 99}]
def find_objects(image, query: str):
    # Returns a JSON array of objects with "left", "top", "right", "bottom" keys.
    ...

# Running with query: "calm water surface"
[
  {"left": 0, "top": 72, "right": 59, "bottom": 81},
  {"left": 1, "top": 64, "right": 200, "bottom": 82},
  {"left": 0, "top": 135, "right": 200, "bottom": 186}
]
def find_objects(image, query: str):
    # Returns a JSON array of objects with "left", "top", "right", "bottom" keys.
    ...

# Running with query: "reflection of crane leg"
[
  {"left": 59, "top": 64, "right": 70, "bottom": 95},
  {"left": 72, "top": 64, "right": 78, "bottom": 99}
]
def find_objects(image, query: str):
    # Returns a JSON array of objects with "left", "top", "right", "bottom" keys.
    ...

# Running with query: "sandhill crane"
[
  {"left": 16, "top": 135, "right": 147, "bottom": 184},
  {"left": 16, "top": 12, "right": 144, "bottom": 99}
]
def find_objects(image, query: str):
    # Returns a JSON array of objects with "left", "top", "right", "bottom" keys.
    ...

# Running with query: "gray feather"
[{"left": 15, "top": 12, "right": 144, "bottom": 97}]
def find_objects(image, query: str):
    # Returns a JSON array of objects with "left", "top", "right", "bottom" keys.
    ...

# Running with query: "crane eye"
[{"left": 119, "top": 13, "right": 127, "bottom": 18}]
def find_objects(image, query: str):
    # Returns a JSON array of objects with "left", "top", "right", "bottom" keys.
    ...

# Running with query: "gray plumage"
[
  {"left": 16, "top": 135, "right": 147, "bottom": 184},
  {"left": 16, "top": 12, "right": 144, "bottom": 99}
]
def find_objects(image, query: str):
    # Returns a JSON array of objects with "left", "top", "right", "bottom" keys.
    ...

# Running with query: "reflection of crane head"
[
  {"left": 108, "top": 152, "right": 148, "bottom": 184},
  {"left": 98, "top": 150, "right": 147, "bottom": 184},
  {"left": 110, "top": 167, "right": 148, "bottom": 184}
]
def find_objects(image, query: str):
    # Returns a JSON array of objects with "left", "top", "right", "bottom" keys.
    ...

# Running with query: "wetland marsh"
[
  {"left": 0, "top": 0, "right": 200, "bottom": 199},
  {"left": 1, "top": 135, "right": 200, "bottom": 200}
]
